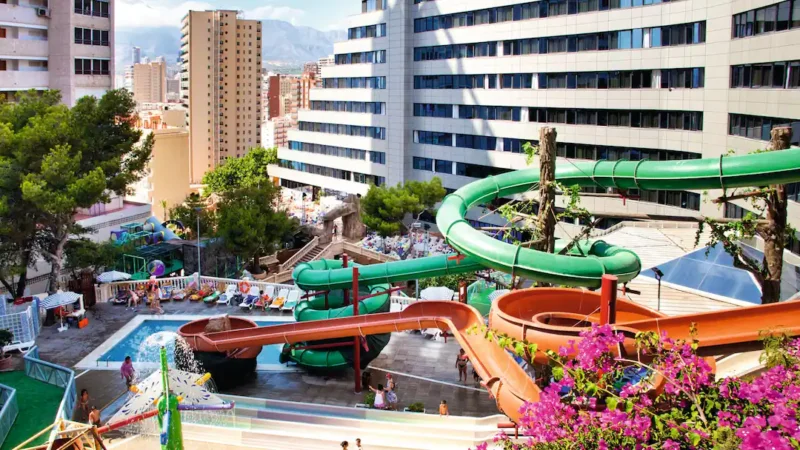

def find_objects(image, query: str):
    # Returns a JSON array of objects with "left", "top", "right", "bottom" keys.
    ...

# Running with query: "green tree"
[
  {"left": 360, "top": 178, "right": 447, "bottom": 251},
  {"left": 168, "top": 193, "right": 216, "bottom": 241},
  {"left": 64, "top": 239, "right": 132, "bottom": 278},
  {"left": 0, "top": 91, "right": 61, "bottom": 296},
  {"left": 216, "top": 185, "right": 298, "bottom": 274},
  {"left": 202, "top": 146, "right": 277, "bottom": 195},
  {"left": 0, "top": 89, "right": 153, "bottom": 294}
]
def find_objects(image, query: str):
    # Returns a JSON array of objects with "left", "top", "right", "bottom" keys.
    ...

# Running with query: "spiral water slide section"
[{"left": 198, "top": 150, "right": 800, "bottom": 421}]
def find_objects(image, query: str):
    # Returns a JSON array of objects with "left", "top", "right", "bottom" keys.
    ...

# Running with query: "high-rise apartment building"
[
  {"left": 266, "top": 73, "right": 300, "bottom": 120},
  {"left": 181, "top": 10, "right": 262, "bottom": 183},
  {"left": 133, "top": 60, "right": 166, "bottom": 103},
  {"left": 299, "top": 68, "right": 315, "bottom": 110},
  {"left": 0, "top": 0, "right": 114, "bottom": 105},
  {"left": 269, "top": 0, "right": 800, "bottom": 236},
  {"left": 131, "top": 46, "right": 141, "bottom": 64}
]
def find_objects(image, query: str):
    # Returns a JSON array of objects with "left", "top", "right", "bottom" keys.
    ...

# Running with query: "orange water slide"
[
  {"left": 199, "top": 300, "right": 541, "bottom": 421},
  {"left": 491, "top": 289, "right": 800, "bottom": 363},
  {"left": 196, "top": 288, "right": 800, "bottom": 422}
]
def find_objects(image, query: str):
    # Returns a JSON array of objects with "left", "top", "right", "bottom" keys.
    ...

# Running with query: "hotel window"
[{"left": 732, "top": 0, "right": 799, "bottom": 37}]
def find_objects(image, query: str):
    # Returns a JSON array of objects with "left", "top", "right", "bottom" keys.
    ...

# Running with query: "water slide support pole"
[
  {"left": 600, "top": 275, "right": 618, "bottom": 325},
  {"left": 343, "top": 254, "right": 349, "bottom": 306},
  {"left": 353, "top": 265, "right": 361, "bottom": 393}
]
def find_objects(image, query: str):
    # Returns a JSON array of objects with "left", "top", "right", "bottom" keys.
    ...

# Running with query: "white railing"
[
  {"left": 342, "top": 241, "right": 399, "bottom": 262},
  {"left": 0, "top": 303, "right": 38, "bottom": 352},
  {"left": 94, "top": 275, "right": 301, "bottom": 302},
  {"left": 279, "top": 236, "right": 320, "bottom": 272},
  {"left": 390, "top": 295, "right": 419, "bottom": 309}
]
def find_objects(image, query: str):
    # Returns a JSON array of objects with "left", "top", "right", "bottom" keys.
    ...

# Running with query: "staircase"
[
  {"left": 108, "top": 396, "right": 504, "bottom": 450},
  {"left": 297, "top": 244, "right": 325, "bottom": 264}
]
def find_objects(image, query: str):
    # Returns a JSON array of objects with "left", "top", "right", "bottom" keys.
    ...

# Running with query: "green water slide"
[
  {"left": 283, "top": 257, "right": 483, "bottom": 369},
  {"left": 437, "top": 149, "right": 800, "bottom": 288},
  {"left": 286, "top": 150, "right": 800, "bottom": 369}
]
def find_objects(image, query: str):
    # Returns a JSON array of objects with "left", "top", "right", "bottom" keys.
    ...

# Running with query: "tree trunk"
[
  {"left": 760, "top": 127, "right": 791, "bottom": 303},
  {"left": 47, "top": 233, "right": 69, "bottom": 294},
  {"left": 535, "top": 127, "right": 557, "bottom": 255}
]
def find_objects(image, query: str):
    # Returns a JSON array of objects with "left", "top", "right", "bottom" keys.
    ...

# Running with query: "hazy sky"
[{"left": 116, "top": 0, "right": 360, "bottom": 31}]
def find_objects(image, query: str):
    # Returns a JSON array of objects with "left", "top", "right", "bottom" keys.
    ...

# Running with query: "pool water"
[{"left": 99, "top": 319, "right": 289, "bottom": 367}]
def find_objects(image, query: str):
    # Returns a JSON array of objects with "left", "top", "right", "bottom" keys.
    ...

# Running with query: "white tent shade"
[
  {"left": 420, "top": 286, "right": 455, "bottom": 301},
  {"left": 97, "top": 271, "right": 131, "bottom": 283}
]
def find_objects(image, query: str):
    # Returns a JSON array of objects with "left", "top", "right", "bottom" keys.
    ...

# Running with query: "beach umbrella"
[
  {"left": 97, "top": 270, "right": 131, "bottom": 283},
  {"left": 40, "top": 291, "right": 82, "bottom": 309},
  {"left": 41, "top": 291, "right": 82, "bottom": 332},
  {"left": 488, "top": 289, "right": 511, "bottom": 302}
]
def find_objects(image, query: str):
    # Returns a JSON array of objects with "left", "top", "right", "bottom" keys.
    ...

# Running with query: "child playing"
[{"left": 439, "top": 400, "right": 449, "bottom": 416}]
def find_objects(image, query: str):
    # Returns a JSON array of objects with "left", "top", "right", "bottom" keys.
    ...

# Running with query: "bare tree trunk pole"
[
  {"left": 536, "top": 127, "right": 557, "bottom": 256},
  {"left": 762, "top": 126, "right": 791, "bottom": 303}
]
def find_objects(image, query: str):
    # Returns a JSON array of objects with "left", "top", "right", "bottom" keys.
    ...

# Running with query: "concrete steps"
[{"left": 108, "top": 395, "right": 503, "bottom": 450}]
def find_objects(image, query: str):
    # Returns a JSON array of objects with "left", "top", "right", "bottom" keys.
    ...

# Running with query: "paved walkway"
[{"left": 35, "top": 302, "right": 499, "bottom": 422}]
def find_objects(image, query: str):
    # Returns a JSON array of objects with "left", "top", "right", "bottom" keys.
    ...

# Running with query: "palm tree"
[{"left": 160, "top": 200, "right": 169, "bottom": 222}]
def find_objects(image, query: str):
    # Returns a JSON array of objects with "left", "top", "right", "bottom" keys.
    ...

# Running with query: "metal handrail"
[
  {"left": 0, "top": 383, "right": 18, "bottom": 447},
  {"left": 23, "top": 346, "right": 76, "bottom": 425}
]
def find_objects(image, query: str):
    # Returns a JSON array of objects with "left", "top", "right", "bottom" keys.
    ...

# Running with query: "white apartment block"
[
  {"left": 0, "top": 0, "right": 114, "bottom": 105},
  {"left": 269, "top": 0, "right": 800, "bottom": 252},
  {"left": 180, "top": 10, "right": 262, "bottom": 184}
]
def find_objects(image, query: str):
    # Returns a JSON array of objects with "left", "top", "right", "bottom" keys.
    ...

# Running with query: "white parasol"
[{"left": 108, "top": 369, "right": 227, "bottom": 423}]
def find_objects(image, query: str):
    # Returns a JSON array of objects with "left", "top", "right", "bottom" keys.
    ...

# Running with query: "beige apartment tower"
[
  {"left": 133, "top": 60, "right": 166, "bottom": 103},
  {"left": 0, "top": 0, "right": 114, "bottom": 105},
  {"left": 180, "top": 10, "right": 262, "bottom": 184}
]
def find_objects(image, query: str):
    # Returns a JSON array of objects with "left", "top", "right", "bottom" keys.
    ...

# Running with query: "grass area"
[{"left": 0, "top": 371, "right": 64, "bottom": 450}]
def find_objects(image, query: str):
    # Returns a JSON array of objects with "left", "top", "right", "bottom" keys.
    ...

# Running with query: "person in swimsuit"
[
  {"left": 88, "top": 406, "right": 101, "bottom": 426},
  {"left": 455, "top": 349, "right": 469, "bottom": 383},
  {"left": 439, "top": 400, "right": 449, "bottom": 416},
  {"left": 384, "top": 382, "right": 398, "bottom": 410},
  {"left": 369, "top": 384, "right": 387, "bottom": 409},
  {"left": 341, "top": 441, "right": 349, "bottom": 449}
]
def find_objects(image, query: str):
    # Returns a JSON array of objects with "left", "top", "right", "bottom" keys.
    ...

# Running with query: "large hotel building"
[
  {"left": 0, "top": 0, "right": 114, "bottom": 105},
  {"left": 269, "top": 0, "right": 800, "bottom": 246}
]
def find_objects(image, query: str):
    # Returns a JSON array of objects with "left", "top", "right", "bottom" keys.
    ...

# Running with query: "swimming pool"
[{"left": 77, "top": 315, "right": 294, "bottom": 371}]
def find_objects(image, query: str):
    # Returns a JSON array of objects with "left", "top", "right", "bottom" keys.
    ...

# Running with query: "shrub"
[
  {"left": 0, "top": 329, "right": 13, "bottom": 357},
  {"left": 407, "top": 402, "right": 425, "bottom": 413},
  {"left": 473, "top": 324, "right": 800, "bottom": 450}
]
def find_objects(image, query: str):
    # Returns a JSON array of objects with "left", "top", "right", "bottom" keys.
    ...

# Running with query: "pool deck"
[{"left": 33, "top": 301, "right": 500, "bottom": 420}]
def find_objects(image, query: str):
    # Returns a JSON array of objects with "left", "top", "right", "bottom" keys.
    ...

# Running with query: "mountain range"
[{"left": 115, "top": 19, "right": 345, "bottom": 73}]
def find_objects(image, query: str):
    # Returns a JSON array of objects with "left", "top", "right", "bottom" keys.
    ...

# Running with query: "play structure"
[
  {"left": 17, "top": 347, "right": 232, "bottom": 450},
  {"left": 109, "top": 218, "right": 184, "bottom": 280},
  {"left": 182, "top": 149, "right": 800, "bottom": 421}
]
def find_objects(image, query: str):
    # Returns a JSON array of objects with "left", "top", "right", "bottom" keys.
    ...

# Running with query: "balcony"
[
  {"left": 0, "top": 4, "right": 48, "bottom": 27},
  {"left": 0, "top": 39, "right": 48, "bottom": 58},
  {"left": 0, "top": 70, "right": 49, "bottom": 90}
]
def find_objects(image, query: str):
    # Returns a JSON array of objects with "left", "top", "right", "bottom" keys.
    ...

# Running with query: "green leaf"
[
  {"left": 605, "top": 397, "right": 619, "bottom": 411},
  {"left": 688, "top": 432, "right": 702, "bottom": 446},
  {"left": 514, "top": 342, "right": 526, "bottom": 357},
  {"left": 625, "top": 400, "right": 634, "bottom": 413},
  {"left": 552, "top": 366, "right": 564, "bottom": 381}
]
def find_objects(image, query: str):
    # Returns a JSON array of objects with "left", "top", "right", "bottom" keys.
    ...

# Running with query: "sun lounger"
[
  {"left": 281, "top": 290, "right": 300, "bottom": 311},
  {"left": 217, "top": 284, "right": 238, "bottom": 305},
  {"left": 269, "top": 288, "right": 289, "bottom": 310},
  {"left": 159, "top": 286, "right": 173, "bottom": 302},
  {"left": 239, "top": 286, "right": 260, "bottom": 310}
]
